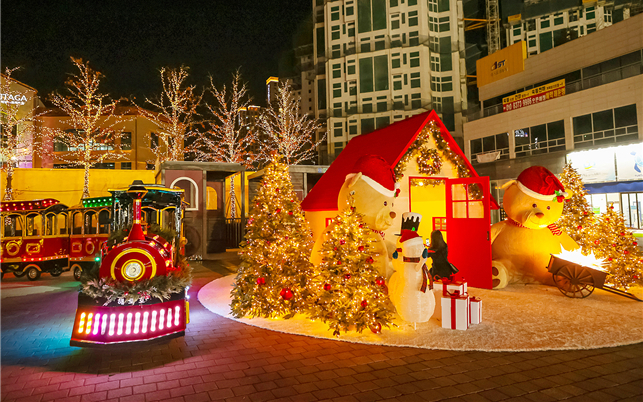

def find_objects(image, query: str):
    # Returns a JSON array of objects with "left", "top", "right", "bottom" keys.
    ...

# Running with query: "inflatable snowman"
[{"left": 389, "top": 230, "right": 435, "bottom": 323}]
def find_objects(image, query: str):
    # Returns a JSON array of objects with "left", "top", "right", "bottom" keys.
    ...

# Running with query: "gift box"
[
  {"left": 440, "top": 277, "right": 468, "bottom": 297},
  {"left": 469, "top": 296, "right": 482, "bottom": 325},
  {"left": 441, "top": 290, "right": 469, "bottom": 330},
  {"left": 432, "top": 287, "right": 442, "bottom": 320}
]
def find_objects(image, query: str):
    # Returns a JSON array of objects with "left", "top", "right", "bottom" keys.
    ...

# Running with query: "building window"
[
  {"left": 392, "top": 53, "right": 401, "bottom": 68},
  {"left": 439, "top": 16, "right": 450, "bottom": 32},
  {"left": 92, "top": 163, "right": 115, "bottom": 169},
  {"left": 514, "top": 120, "right": 566, "bottom": 157},
  {"left": 331, "top": 6, "right": 340, "bottom": 21},
  {"left": 409, "top": 31, "right": 419, "bottom": 46},
  {"left": 540, "top": 16, "right": 550, "bottom": 29},
  {"left": 334, "top": 142, "right": 344, "bottom": 156},
  {"left": 332, "top": 64, "right": 341, "bottom": 78},
  {"left": 587, "top": 23, "right": 596, "bottom": 34},
  {"left": 585, "top": 6, "right": 595, "bottom": 20},
  {"left": 348, "top": 22, "right": 355, "bottom": 37},
  {"left": 554, "top": 13, "right": 564, "bottom": 25},
  {"left": 408, "top": 11, "right": 418, "bottom": 26},
  {"left": 431, "top": 55, "right": 440, "bottom": 71},
  {"left": 334, "top": 122, "right": 343, "bottom": 137},
  {"left": 470, "top": 133, "right": 510, "bottom": 162},
  {"left": 332, "top": 25, "right": 340, "bottom": 40},
  {"left": 358, "top": 0, "right": 387, "bottom": 33},
  {"left": 171, "top": 177, "right": 199, "bottom": 211},
  {"left": 150, "top": 132, "right": 159, "bottom": 148},
  {"left": 411, "top": 93, "right": 422, "bottom": 109},
  {"left": 361, "top": 118, "right": 375, "bottom": 135},
  {"left": 513, "top": 26, "right": 521, "bottom": 37},
  {"left": 333, "top": 102, "right": 342, "bottom": 117},
  {"left": 374, "top": 34, "right": 386, "bottom": 50},
  {"left": 121, "top": 162, "right": 132, "bottom": 170},
  {"left": 539, "top": 32, "right": 553, "bottom": 52},
  {"left": 333, "top": 83, "right": 342, "bottom": 98},
  {"left": 410, "top": 72, "right": 421, "bottom": 88},
  {"left": 573, "top": 104, "right": 638, "bottom": 148},
  {"left": 332, "top": 44, "right": 341, "bottom": 58},
  {"left": 393, "top": 74, "right": 402, "bottom": 90},
  {"left": 54, "top": 140, "right": 68, "bottom": 152},
  {"left": 408, "top": 0, "right": 417, "bottom": 5},
  {"left": 429, "top": 16, "right": 437, "bottom": 32},
  {"left": 346, "top": 5, "right": 354, "bottom": 16},
  {"left": 376, "top": 116, "right": 390, "bottom": 129},
  {"left": 410, "top": 52, "right": 420, "bottom": 68},
  {"left": 146, "top": 163, "right": 155, "bottom": 170},
  {"left": 121, "top": 132, "right": 131, "bottom": 150},
  {"left": 390, "top": 0, "right": 398, "bottom": 7}
]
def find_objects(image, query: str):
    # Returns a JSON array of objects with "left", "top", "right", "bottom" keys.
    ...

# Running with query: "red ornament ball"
[
  {"left": 612, "top": 244, "right": 617, "bottom": 247},
  {"left": 256, "top": 277, "right": 266, "bottom": 285},
  {"left": 366, "top": 256, "right": 374, "bottom": 264},
  {"left": 634, "top": 274, "right": 640, "bottom": 280},
  {"left": 583, "top": 211, "right": 588, "bottom": 215},
  {"left": 620, "top": 232, "right": 626, "bottom": 236},
  {"left": 634, "top": 242, "right": 638, "bottom": 246},
  {"left": 344, "top": 274, "right": 351, "bottom": 280},
  {"left": 339, "top": 239, "right": 346, "bottom": 245},
  {"left": 608, "top": 258, "right": 613, "bottom": 261},
  {"left": 276, "top": 188, "right": 280, "bottom": 192},
  {"left": 279, "top": 288, "right": 293, "bottom": 300},
  {"left": 610, "top": 205, "right": 614, "bottom": 210},
  {"left": 361, "top": 300, "right": 368, "bottom": 307},
  {"left": 577, "top": 225, "right": 583, "bottom": 230},
  {"left": 337, "top": 261, "right": 342, "bottom": 265},
  {"left": 358, "top": 246, "right": 365, "bottom": 252},
  {"left": 276, "top": 208, "right": 281, "bottom": 213},
  {"left": 594, "top": 240, "right": 600, "bottom": 245},
  {"left": 323, "top": 283, "right": 331, "bottom": 291},
  {"left": 624, "top": 250, "right": 630, "bottom": 255},
  {"left": 375, "top": 278, "right": 385, "bottom": 286},
  {"left": 370, "top": 323, "right": 382, "bottom": 334},
  {"left": 288, "top": 211, "right": 293, "bottom": 215}
]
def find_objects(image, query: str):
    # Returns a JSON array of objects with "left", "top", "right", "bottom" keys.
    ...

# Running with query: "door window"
[
  {"left": 3, "top": 214, "right": 22, "bottom": 237},
  {"left": 451, "top": 183, "right": 484, "bottom": 219},
  {"left": 25, "top": 213, "right": 42, "bottom": 237}
]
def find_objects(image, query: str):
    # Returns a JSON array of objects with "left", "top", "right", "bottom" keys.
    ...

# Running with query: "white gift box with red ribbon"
[
  {"left": 439, "top": 278, "right": 468, "bottom": 297},
  {"left": 469, "top": 296, "right": 482, "bottom": 325},
  {"left": 441, "top": 290, "right": 469, "bottom": 330}
]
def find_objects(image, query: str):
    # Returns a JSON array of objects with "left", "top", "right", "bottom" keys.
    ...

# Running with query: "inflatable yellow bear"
[
  {"left": 311, "top": 155, "right": 398, "bottom": 279},
  {"left": 491, "top": 166, "right": 578, "bottom": 288}
]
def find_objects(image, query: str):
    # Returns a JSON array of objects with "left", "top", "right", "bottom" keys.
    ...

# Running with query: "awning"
[{"left": 584, "top": 181, "right": 643, "bottom": 194}]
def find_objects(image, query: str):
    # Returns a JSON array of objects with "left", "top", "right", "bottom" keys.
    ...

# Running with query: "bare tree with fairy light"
[
  {"left": 189, "top": 70, "right": 257, "bottom": 218},
  {"left": 0, "top": 67, "right": 46, "bottom": 200},
  {"left": 47, "top": 57, "right": 128, "bottom": 199},
  {"left": 257, "top": 81, "right": 325, "bottom": 165},
  {"left": 137, "top": 66, "right": 203, "bottom": 164}
]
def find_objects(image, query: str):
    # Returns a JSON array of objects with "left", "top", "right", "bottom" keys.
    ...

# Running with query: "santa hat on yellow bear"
[
  {"left": 514, "top": 166, "right": 569, "bottom": 203},
  {"left": 346, "top": 154, "right": 401, "bottom": 198}
]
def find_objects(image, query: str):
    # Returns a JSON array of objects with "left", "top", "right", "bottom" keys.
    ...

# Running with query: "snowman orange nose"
[{"left": 536, "top": 212, "right": 544, "bottom": 218}]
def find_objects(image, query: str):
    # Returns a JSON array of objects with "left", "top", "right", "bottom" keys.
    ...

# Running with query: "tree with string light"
[
  {"left": 230, "top": 158, "right": 315, "bottom": 318},
  {"left": 137, "top": 66, "right": 202, "bottom": 164},
  {"left": 307, "top": 201, "right": 396, "bottom": 336},
  {"left": 189, "top": 71, "right": 257, "bottom": 218},
  {"left": 257, "top": 81, "right": 325, "bottom": 165},
  {"left": 48, "top": 57, "right": 127, "bottom": 199},
  {"left": 0, "top": 67, "right": 45, "bottom": 200},
  {"left": 556, "top": 163, "right": 596, "bottom": 252},
  {"left": 591, "top": 204, "right": 643, "bottom": 290}
]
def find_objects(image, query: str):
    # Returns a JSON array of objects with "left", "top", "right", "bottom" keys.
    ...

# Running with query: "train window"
[
  {"left": 85, "top": 211, "right": 98, "bottom": 235},
  {"left": 143, "top": 207, "right": 158, "bottom": 227},
  {"left": 98, "top": 210, "right": 110, "bottom": 234},
  {"left": 161, "top": 207, "right": 177, "bottom": 232},
  {"left": 58, "top": 213, "right": 69, "bottom": 235},
  {"left": 25, "top": 213, "right": 42, "bottom": 237},
  {"left": 72, "top": 212, "right": 83, "bottom": 235},
  {"left": 3, "top": 214, "right": 23, "bottom": 237},
  {"left": 45, "top": 213, "right": 57, "bottom": 236}
]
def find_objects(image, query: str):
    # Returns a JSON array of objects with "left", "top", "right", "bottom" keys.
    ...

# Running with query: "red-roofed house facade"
[{"left": 302, "top": 110, "right": 497, "bottom": 289}]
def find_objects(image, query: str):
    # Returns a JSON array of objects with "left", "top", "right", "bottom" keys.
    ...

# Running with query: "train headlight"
[{"left": 122, "top": 260, "right": 144, "bottom": 281}]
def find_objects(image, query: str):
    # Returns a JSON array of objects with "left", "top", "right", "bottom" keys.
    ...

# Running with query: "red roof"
[{"left": 301, "top": 110, "right": 499, "bottom": 211}]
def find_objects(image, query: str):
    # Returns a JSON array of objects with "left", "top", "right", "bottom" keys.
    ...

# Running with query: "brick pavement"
[{"left": 2, "top": 261, "right": 642, "bottom": 402}]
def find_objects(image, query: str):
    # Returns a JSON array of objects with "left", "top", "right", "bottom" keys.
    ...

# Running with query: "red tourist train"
[
  {"left": 70, "top": 182, "right": 189, "bottom": 346},
  {"left": 0, "top": 197, "right": 113, "bottom": 281}
]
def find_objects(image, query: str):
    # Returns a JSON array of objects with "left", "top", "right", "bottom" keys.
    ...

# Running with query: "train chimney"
[{"left": 126, "top": 182, "right": 148, "bottom": 241}]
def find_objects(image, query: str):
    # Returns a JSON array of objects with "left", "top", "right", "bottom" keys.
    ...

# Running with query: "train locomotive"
[{"left": 70, "top": 182, "right": 190, "bottom": 346}]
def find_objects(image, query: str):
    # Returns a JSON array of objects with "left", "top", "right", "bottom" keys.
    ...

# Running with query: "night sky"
[{"left": 1, "top": 0, "right": 313, "bottom": 105}]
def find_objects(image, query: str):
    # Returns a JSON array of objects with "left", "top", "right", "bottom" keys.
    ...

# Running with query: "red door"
[{"left": 446, "top": 176, "right": 492, "bottom": 289}]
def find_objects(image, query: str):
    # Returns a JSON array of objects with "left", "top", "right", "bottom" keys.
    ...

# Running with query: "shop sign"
[
  {"left": 615, "top": 143, "right": 643, "bottom": 182},
  {"left": 0, "top": 93, "right": 28, "bottom": 105},
  {"left": 476, "top": 42, "right": 526, "bottom": 87},
  {"left": 502, "top": 80, "right": 565, "bottom": 112},
  {"left": 567, "top": 149, "right": 616, "bottom": 183}
]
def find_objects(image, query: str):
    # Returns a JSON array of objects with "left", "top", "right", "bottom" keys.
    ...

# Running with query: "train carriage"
[
  {"left": 1, "top": 199, "right": 70, "bottom": 280},
  {"left": 68, "top": 197, "right": 113, "bottom": 280},
  {"left": 70, "top": 182, "right": 190, "bottom": 346}
]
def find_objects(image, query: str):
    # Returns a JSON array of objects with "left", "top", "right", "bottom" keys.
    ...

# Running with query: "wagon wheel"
[{"left": 552, "top": 264, "right": 595, "bottom": 298}]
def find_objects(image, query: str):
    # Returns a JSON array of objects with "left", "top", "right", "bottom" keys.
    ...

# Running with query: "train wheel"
[
  {"left": 50, "top": 268, "right": 63, "bottom": 277},
  {"left": 14, "top": 270, "right": 27, "bottom": 278},
  {"left": 26, "top": 265, "right": 41, "bottom": 281},
  {"left": 72, "top": 264, "right": 83, "bottom": 281}
]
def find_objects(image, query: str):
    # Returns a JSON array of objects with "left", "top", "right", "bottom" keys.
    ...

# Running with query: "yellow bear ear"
[
  {"left": 500, "top": 180, "right": 516, "bottom": 190},
  {"left": 346, "top": 172, "right": 363, "bottom": 188}
]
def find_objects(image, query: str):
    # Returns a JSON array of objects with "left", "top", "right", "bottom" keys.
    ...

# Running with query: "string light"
[
  {"left": 230, "top": 157, "right": 315, "bottom": 318},
  {"left": 1, "top": 67, "right": 47, "bottom": 201},
  {"left": 256, "top": 81, "right": 325, "bottom": 165},
  {"left": 137, "top": 66, "right": 203, "bottom": 164},
  {"left": 48, "top": 57, "right": 129, "bottom": 199}
]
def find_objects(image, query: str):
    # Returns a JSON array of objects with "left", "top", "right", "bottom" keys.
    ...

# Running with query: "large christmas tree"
[
  {"left": 556, "top": 163, "right": 596, "bottom": 251},
  {"left": 230, "top": 159, "right": 314, "bottom": 318},
  {"left": 307, "top": 203, "right": 396, "bottom": 336},
  {"left": 591, "top": 204, "right": 643, "bottom": 290}
]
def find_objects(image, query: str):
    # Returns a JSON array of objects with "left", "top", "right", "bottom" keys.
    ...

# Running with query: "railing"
[
  {"left": 515, "top": 138, "right": 566, "bottom": 157},
  {"left": 471, "top": 147, "right": 510, "bottom": 164},
  {"left": 225, "top": 218, "right": 244, "bottom": 249},
  {"left": 470, "top": 60, "right": 642, "bottom": 122},
  {"left": 573, "top": 124, "right": 639, "bottom": 149}
]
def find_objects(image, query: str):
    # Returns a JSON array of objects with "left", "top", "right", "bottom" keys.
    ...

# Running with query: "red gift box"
[{"left": 441, "top": 290, "right": 469, "bottom": 330}]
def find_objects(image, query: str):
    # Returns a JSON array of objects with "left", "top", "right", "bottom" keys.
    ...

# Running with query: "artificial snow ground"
[{"left": 198, "top": 275, "right": 643, "bottom": 352}]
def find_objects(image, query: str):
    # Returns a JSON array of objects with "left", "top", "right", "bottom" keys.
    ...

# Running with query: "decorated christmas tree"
[
  {"left": 230, "top": 158, "right": 314, "bottom": 318},
  {"left": 556, "top": 163, "right": 596, "bottom": 251},
  {"left": 307, "top": 202, "right": 396, "bottom": 336},
  {"left": 590, "top": 204, "right": 643, "bottom": 290}
]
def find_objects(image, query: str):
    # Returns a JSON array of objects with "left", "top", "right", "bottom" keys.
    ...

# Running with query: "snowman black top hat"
[{"left": 396, "top": 212, "right": 422, "bottom": 235}]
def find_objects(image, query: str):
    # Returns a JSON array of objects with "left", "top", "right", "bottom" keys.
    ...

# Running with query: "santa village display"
[{"left": 230, "top": 111, "right": 641, "bottom": 338}]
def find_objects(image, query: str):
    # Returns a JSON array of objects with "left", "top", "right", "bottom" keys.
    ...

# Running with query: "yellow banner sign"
[
  {"left": 476, "top": 42, "right": 526, "bottom": 87},
  {"left": 502, "top": 80, "right": 566, "bottom": 112}
]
